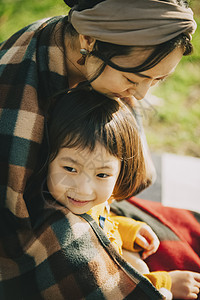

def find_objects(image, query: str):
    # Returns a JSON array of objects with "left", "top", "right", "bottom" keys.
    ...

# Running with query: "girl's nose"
[{"left": 78, "top": 173, "right": 94, "bottom": 196}]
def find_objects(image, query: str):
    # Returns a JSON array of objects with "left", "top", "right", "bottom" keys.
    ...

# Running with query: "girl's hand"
[
  {"left": 135, "top": 224, "right": 160, "bottom": 259},
  {"left": 169, "top": 270, "right": 200, "bottom": 299}
]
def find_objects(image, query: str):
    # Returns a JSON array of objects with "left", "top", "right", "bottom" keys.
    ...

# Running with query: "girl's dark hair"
[
  {"left": 63, "top": 0, "right": 193, "bottom": 81},
  {"left": 48, "top": 88, "right": 149, "bottom": 198}
]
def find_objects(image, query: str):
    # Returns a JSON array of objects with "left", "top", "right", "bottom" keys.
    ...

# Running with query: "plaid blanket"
[
  {"left": 0, "top": 17, "right": 163, "bottom": 299},
  {"left": 111, "top": 198, "right": 200, "bottom": 273}
]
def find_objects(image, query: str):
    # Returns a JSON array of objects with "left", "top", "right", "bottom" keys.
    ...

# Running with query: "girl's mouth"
[{"left": 67, "top": 196, "right": 91, "bottom": 207}]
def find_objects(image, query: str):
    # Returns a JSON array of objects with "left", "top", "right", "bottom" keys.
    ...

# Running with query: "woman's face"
[{"left": 85, "top": 47, "right": 183, "bottom": 103}]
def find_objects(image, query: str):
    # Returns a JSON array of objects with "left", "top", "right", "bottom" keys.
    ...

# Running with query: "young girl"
[{"left": 46, "top": 88, "right": 200, "bottom": 300}]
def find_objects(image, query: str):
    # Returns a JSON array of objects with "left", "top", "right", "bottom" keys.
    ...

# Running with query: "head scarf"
[{"left": 69, "top": 0, "right": 197, "bottom": 45}]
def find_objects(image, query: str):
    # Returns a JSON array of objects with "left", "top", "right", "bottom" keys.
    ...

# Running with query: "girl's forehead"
[{"left": 58, "top": 143, "right": 119, "bottom": 166}]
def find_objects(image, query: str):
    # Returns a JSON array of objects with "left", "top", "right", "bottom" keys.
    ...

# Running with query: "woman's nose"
[{"left": 129, "top": 80, "right": 152, "bottom": 100}]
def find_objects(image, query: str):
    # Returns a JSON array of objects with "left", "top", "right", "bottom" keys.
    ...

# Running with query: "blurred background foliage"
[
  {"left": 0, "top": 0, "right": 199, "bottom": 157},
  {"left": 144, "top": 0, "right": 200, "bottom": 157}
]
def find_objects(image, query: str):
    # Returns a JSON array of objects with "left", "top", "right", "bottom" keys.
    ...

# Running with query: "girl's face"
[
  {"left": 47, "top": 143, "right": 121, "bottom": 215},
  {"left": 85, "top": 47, "right": 183, "bottom": 104}
]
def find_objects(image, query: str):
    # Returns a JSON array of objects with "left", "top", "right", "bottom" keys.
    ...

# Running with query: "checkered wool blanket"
[{"left": 0, "top": 16, "right": 163, "bottom": 299}]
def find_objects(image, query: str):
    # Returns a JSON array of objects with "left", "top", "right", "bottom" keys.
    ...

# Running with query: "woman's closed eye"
[
  {"left": 155, "top": 76, "right": 168, "bottom": 83},
  {"left": 151, "top": 77, "right": 167, "bottom": 86},
  {"left": 64, "top": 166, "right": 77, "bottom": 173},
  {"left": 126, "top": 77, "right": 138, "bottom": 86}
]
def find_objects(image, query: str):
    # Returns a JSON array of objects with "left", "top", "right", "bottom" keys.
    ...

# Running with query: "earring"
[{"left": 77, "top": 48, "right": 89, "bottom": 65}]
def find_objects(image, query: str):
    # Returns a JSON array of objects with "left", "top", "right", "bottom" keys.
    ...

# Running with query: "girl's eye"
[
  {"left": 97, "top": 173, "right": 109, "bottom": 178},
  {"left": 64, "top": 166, "right": 77, "bottom": 173}
]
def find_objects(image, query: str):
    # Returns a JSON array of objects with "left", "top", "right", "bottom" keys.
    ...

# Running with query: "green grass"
[
  {"left": 0, "top": 0, "right": 68, "bottom": 42},
  {"left": 144, "top": 16, "right": 200, "bottom": 157},
  {"left": 144, "top": 2, "right": 200, "bottom": 157},
  {"left": 1, "top": 0, "right": 200, "bottom": 157}
]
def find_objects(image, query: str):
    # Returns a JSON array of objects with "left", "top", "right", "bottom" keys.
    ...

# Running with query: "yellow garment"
[
  {"left": 145, "top": 272, "right": 172, "bottom": 290},
  {"left": 110, "top": 215, "right": 145, "bottom": 252},
  {"left": 87, "top": 203, "right": 171, "bottom": 292},
  {"left": 87, "top": 203, "right": 123, "bottom": 254}
]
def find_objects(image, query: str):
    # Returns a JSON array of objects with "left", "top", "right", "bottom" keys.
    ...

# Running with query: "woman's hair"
[
  {"left": 63, "top": 0, "right": 193, "bottom": 81},
  {"left": 48, "top": 88, "right": 149, "bottom": 199}
]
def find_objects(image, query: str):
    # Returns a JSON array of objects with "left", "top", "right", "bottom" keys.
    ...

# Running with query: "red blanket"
[
  {"left": 111, "top": 198, "right": 200, "bottom": 273},
  {"left": 128, "top": 198, "right": 200, "bottom": 273}
]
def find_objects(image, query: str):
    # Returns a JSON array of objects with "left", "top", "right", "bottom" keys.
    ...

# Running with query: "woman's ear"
[{"left": 79, "top": 34, "right": 96, "bottom": 52}]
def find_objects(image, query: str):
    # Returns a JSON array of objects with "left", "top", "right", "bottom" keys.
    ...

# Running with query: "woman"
[{"left": 0, "top": 0, "right": 197, "bottom": 298}]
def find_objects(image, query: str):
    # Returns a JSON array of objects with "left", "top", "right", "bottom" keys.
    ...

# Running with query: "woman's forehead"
[
  {"left": 111, "top": 47, "right": 183, "bottom": 77},
  {"left": 111, "top": 47, "right": 154, "bottom": 68}
]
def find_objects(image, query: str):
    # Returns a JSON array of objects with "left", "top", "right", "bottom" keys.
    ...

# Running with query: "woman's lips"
[
  {"left": 113, "top": 93, "right": 122, "bottom": 98},
  {"left": 67, "top": 197, "right": 91, "bottom": 207}
]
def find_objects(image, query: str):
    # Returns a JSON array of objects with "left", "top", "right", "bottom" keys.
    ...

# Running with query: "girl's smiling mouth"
[{"left": 67, "top": 196, "right": 91, "bottom": 207}]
